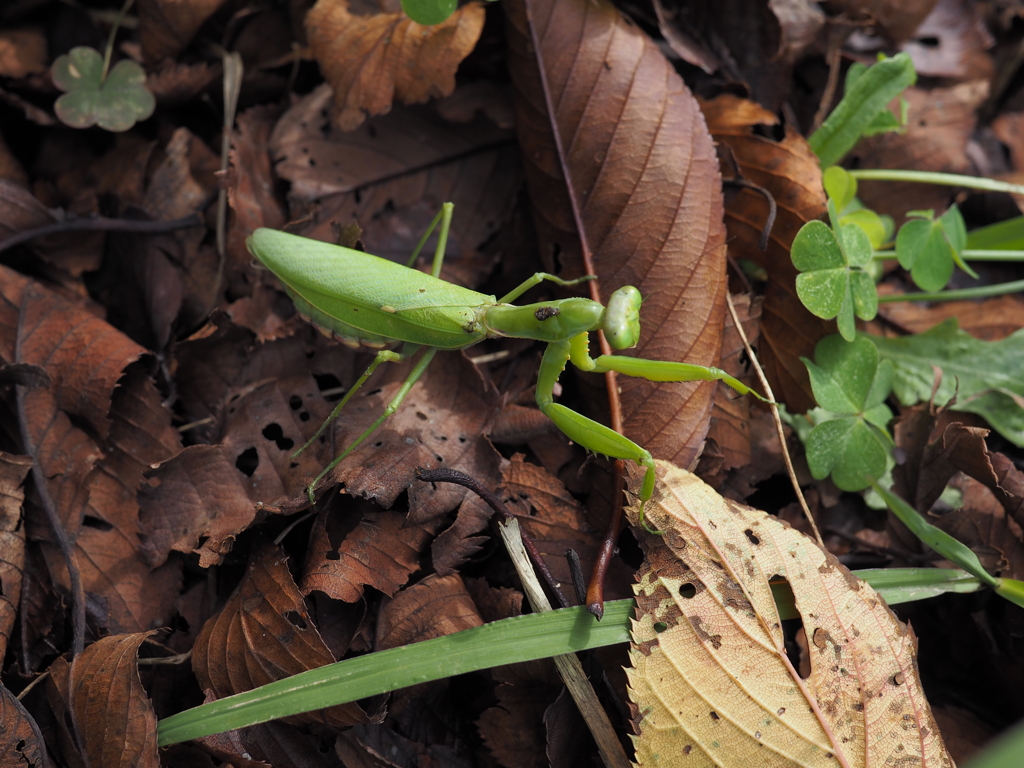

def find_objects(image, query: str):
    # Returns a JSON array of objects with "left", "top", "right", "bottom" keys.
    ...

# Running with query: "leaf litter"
[{"left": 0, "top": 0, "right": 1020, "bottom": 765}]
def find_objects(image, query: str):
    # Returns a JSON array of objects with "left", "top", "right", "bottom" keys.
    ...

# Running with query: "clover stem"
[
  {"left": 873, "top": 249, "right": 1024, "bottom": 262},
  {"left": 849, "top": 169, "right": 1024, "bottom": 197},
  {"left": 100, "top": 0, "right": 136, "bottom": 84},
  {"left": 877, "top": 278, "right": 1024, "bottom": 303}
]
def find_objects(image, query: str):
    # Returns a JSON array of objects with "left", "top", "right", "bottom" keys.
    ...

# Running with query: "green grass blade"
[
  {"left": 157, "top": 601, "right": 633, "bottom": 746},
  {"left": 963, "top": 718, "right": 1024, "bottom": 768},
  {"left": 159, "top": 566, "right": 988, "bottom": 746},
  {"left": 870, "top": 480, "right": 999, "bottom": 589}
]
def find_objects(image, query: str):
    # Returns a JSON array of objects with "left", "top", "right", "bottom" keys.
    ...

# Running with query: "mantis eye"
[{"left": 604, "top": 286, "right": 642, "bottom": 349}]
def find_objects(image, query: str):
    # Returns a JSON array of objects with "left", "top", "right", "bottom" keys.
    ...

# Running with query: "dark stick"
[
  {"left": 415, "top": 467, "right": 570, "bottom": 609},
  {"left": 0, "top": 213, "right": 204, "bottom": 254}
]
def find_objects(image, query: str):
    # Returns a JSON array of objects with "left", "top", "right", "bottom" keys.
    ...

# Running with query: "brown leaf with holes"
[
  {"left": 0, "top": 452, "right": 31, "bottom": 660},
  {"left": 300, "top": 507, "right": 436, "bottom": 602},
  {"left": 507, "top": 0, "right": 728, "bottom": 471},
  {"left": 626, "top": 460, "right": 953, "bottom": 767},
  {"left": 267, "top": 84, "right": 516, "bottom": 291},
  {"left": 192, "top": 538, "right": 370, "bottom": 728},
  {"left": 306, "top": 0, "right": 485, "bottom": 131},
  {"left": 0, "top": 682, "right": 48, "bottom": 767},
  {"left": 324, "top": 352, "right": 503, "bottom": 524},
  {"left": 47, "top": 632, "right": 161, "bottom": 768},
  {"left": 375, "top": 573, "right": 482, "bottom": 650},
  {"left": 703, "top": 93, "right": 832, "bottom": 411}
]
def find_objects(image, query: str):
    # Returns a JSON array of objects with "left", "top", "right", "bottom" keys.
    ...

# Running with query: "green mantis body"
[{"left": 247, "top": 204, "right": 761, "bottom": 520}]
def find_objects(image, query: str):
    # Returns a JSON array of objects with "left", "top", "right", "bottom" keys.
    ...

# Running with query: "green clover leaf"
[
  {"left": 401, "top": 0, "right": 457, "bottom": 24},
  {"left": 52, "top": 47, "right": 154, "bottom": 132},
  {"left": 894, "top": 205, "right": 976, "bottom": 292},
  {"left": 801, "top": 334, "right": 894, "bottom": 491},
  {"left": 791, "top": 201, "right": 878, "bottom": 341}
]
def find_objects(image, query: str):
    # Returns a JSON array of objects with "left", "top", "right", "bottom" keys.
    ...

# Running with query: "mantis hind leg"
[
  {"left": 305, "top": 347, "right": 439, "bottom": 502},
  {"left": 406, "top": 202, "right": 454, "bottom": 278}
]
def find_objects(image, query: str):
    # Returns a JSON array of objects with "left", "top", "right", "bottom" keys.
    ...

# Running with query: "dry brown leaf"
[
  {"left": 323, "top": 352, "right": 503, "bottom": 524},
  {"left": 702, "top": 293, "right": 761, "bottom": 483},
  {"left": 0, "top": 452, "right": 32, "bottom": 661},
  {"left": 306, "top": 0, "right": 485, "bottom": 131},
  {"left": 300, "top": 507, "right": 436, "bottom": 602},
  {"left": 0, "top": 682, "right": 48, "bottom": 767},
  {"left": 828, "top": 0, "right": 938, "bottom": 42},
  {"left": 265, "top": 84, "right": 516, "bottom": 292},
  {"left": 626, "top": 460, "right": 953, "bottom": 767},
  {"left": 939, "top": 475, "right": 1024, "bottom": 581},
  {"left": 227, "top": 106, "right": 287, "bottom": 271},
  {"left": 138, "top": 0, "right": 230, "bottom": 65},
  {"left": 877, "top": 292, "right": 1024, "bottom": 340},
  {"left": 506, "top": 0, "right": 729, "bottom": 471},
  {"left": 0, "top": 28, "right": 48, "bottom": 79},
  {"left": 47, "top": 632, "right": 161, "bottom": 768},
  {"left": 192, "top": 538, "right": 369, "bottom": 728},
  {"left": 899, "top": 0, "right": 994, "bottom": 81},
  {"left": 703, "top": 93, "right": 833, "bottom": 411},
  {"left": 376, "top": 572, "right": 482, "bottom": 650}
]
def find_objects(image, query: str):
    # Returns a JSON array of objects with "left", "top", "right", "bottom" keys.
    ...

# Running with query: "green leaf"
[
  {"left": 966, "top": 215, "right": 1024, "bottom": 251},
  {"left": 841, "top": 208, "right": 888, "bottom": 249},
  {"left": 808, "top": 52, "right": 917, "bottom": 167},
  {"left": 401, "top": 0, "right": 457, "bottom": 24},
  {"left": 939, "top": 205, "right": 978, "bottom": 278},
  {"left": 806, "top": 415, "right": 890, "bottom": 491},
  {"left": 895, "top": 214, "right": 955, "bottom": 291},
  {"left": 869, "top": 481, "right": 998, "bottom": 588},
  {"left": 52, "top": 47, "right": 154, "bottom": 132},
  {"left": 823, "top": 166, "right": 857, "bottom": 211},
  {"left": 803, "top": 334, "right": 890, "bottom": 413},
  {"left": 800, "top": 334, "right": 894, "bottom": 490},
  {"left": 868, "top": 319, "right": 1024, "bottom": 447},
  {"left": 791, "top": 211, "right": 879, "bottom": 341}
]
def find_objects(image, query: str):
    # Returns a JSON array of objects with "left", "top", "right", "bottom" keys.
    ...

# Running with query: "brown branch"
[{"left": 0, "top": 213, "right": 204, "bottom": 255}]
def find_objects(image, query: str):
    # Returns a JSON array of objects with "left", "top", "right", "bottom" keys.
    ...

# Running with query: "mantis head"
[{"left": 603, "top": 286, "right": 643, "bottom": 349}]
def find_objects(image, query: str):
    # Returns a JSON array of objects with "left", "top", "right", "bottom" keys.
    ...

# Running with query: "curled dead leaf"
[
  {"left": 306, "top": 0, "right": 485, "bottom": 130},
  {"left": 626, "top": 461, "right": 953, "bottom": 767},
  {"left": 47, "top": 632, "right": 161, "bottom": 768}
]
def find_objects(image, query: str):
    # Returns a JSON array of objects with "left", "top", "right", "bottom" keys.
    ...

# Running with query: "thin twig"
[
  {"left": 0, "top": 213, "right": 203, "bottom": 255},
  {"left": 812, "top": 44, "right": 843, "bottom": 134},
  {"left": 723, "top": 177, "right": 777, "bottom": 251},
  {"left": 415, "top": 467, "right": 570, "bottom": 608},
  {"left": 724, "top": 293, "right": 823, "bottom": 546}
]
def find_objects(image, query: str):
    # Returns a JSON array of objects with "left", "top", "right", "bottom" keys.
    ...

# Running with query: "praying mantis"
[{"left": 247, "top": 203, "right": 764, "bottom": 524}]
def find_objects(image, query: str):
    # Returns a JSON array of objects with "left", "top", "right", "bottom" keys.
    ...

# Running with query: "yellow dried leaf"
[
  {"left": 306, "top": 0, "right": 485, "bottom": 131},
  {"left": 626, "top": 460, "right": 953, "bottom": 768}
]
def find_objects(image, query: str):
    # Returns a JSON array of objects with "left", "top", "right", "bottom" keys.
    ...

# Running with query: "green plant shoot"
[{"left": 247, "top": 203, "right": 766, "bottom": 526}]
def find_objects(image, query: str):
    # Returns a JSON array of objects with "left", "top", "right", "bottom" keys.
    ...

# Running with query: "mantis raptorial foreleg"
[{"left": 536, "top": 332, "right": 766, "bottom": 532}]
